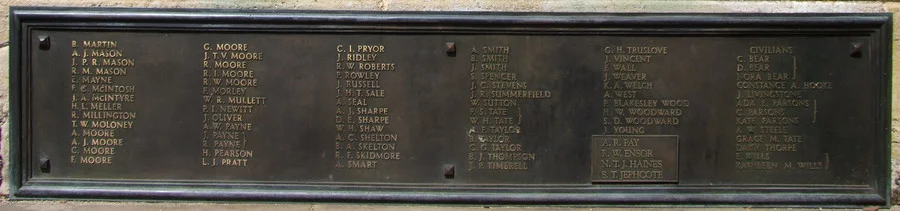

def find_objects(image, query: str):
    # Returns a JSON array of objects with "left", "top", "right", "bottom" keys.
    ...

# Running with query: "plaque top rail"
[{"left": 11, "top": 7, "right": 891, "bottom": 28}]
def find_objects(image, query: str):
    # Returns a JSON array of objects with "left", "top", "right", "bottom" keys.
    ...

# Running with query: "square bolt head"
[
  {"left": 39, "top": 35, "right": 50, "bottom": 50},
  {"left": 443, "top": 164, "right": 455, "bottom": 179},
  {"left": 445, "top": 42, "right": 456, "bottom": 56}
]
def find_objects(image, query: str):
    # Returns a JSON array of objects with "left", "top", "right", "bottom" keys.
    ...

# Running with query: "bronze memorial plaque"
[{"left": 8, "top": 7, "right": 892, "bottom": 207}]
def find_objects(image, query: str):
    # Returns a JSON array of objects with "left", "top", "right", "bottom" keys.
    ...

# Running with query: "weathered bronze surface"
[{"left": 8, "top": 7, "right": 893, "bottom": 206}]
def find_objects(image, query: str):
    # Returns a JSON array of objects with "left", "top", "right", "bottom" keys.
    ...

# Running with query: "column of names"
[
  {"left": 200, "top": 43, "right": 265, "bottom": 167},
  {"left": 466, "top": 46, "right": 549, "bottom": 171},
  {"left": 595, "top": 45, "right": 681, "bottom": 182},
  {"left": 69, "top": 40, "right": 136, "bottom": 165},
  {"left": 334, "top": 44, "right": 401, "bottom": 170},
  {"left": 734, "top": 46, "right": 832, "bottom": 171}
]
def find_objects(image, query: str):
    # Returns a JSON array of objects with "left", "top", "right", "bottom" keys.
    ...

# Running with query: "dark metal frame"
[{"left": 7, "top": 7, "right": 893, "bottom": 207}]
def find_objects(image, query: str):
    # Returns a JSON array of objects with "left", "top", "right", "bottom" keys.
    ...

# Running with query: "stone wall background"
[{"left": 0, "top": 0, "right": 898, "bottom": 204}]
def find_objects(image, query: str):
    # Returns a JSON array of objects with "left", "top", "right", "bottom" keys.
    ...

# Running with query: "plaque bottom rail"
[{"left": 12, "top": 180, "right": 885, "bottom": 207}]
